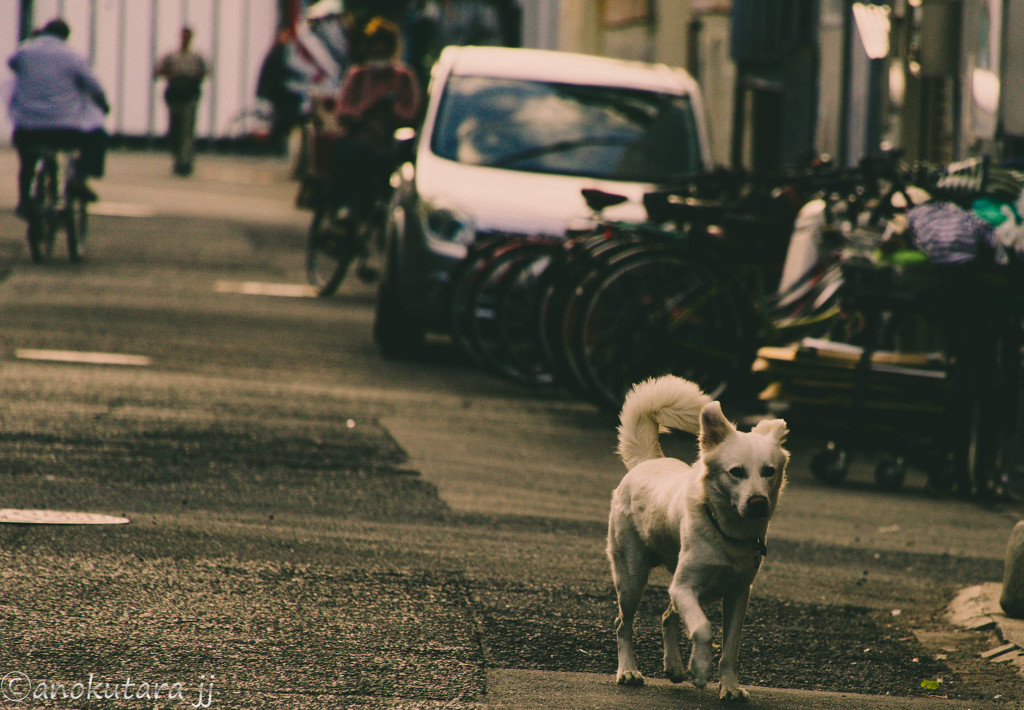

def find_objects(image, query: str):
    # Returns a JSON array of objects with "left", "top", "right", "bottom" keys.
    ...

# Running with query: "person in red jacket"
[{"left": 330, "top": 17, "right": 420, "bottom": 214}]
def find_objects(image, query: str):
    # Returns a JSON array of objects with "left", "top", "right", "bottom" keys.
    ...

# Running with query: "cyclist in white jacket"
[{"left": 7, "top": 19, "right": 109, "bottom": 217}]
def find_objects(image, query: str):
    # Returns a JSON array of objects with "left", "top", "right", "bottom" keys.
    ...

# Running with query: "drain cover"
[{"left": 0, "top": 509, "right": 129, "bottom": 525}]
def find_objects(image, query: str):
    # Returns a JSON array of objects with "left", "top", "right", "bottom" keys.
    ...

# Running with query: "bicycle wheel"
[
  {"left": 306, "top": 206, "right": 357, "bottom": 297},
  {"left": 492, "top": 244, "right": 560, "bottom": 385},
  {"left": 555, "top": 240, "right": 665, "bottom": 398},
  {"left": 352, "top": 204, "right": 385, "bottom": 284},
  {"left": 533, "top": 240, "right": 585, "bottom": 382},
  {"left": 536, "top": 232, "right": 637, "bottom": 395},
  {"left": 470, "top": 240, "right": 560, "bottom": 384},
  {"left": 66, "top": 195, "right": 88, "bottom": 263},
  {"left": 448, "top": 238, "right": 514, "bottom": 366},
  {"left": 26, "top": 158, "right": 58, "bottom": 264},
  {"left": 576, "top": 250, "right": 756, "bottom": 412}
]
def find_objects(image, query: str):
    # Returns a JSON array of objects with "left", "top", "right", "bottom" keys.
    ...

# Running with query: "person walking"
[
  {"left": 256, "top": 25, "right": 311, "bottom": 156},
  {"left": 7, "top": 18, "right": 109, "bottom": 218},
  {"left": 154, "top": 27, "right": 208, "bottom": 176}
]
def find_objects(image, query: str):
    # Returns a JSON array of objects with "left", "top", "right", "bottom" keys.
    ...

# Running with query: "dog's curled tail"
[{"left": 617, "top": 375, "right": 712, "bottom": 470}]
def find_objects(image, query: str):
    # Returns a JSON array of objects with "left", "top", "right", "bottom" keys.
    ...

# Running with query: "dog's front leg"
[
  {"left": 719, "top": 585, "right": 751, "bottom": 701},
  {"left": 669, "top": 583, "right": 714, "bottom": 688}
]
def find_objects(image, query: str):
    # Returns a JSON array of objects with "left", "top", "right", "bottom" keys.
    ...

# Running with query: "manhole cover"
[{"left": 0, "top": 509, "right": 130, "bottom": 525}]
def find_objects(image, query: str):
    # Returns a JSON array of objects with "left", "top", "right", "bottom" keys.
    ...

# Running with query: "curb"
[
  {"left": 486, "top": 668, "right": 1010, "bottom": 710},
  {"left": 947, "top": 582, "right": 1024, "bottom": 675}
]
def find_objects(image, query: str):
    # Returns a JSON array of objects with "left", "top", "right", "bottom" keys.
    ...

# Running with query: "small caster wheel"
[
  {"left": 925, "top": 454, "right": 957, "bottom": 495},
  {"left": 811, "top": 443, "right": 849, "bottom": 485},
  {"left": 874, "top": 456, "right": 907, "bottom": 491},
  {"left": 994, "top": 468, "right": 1024, "bottom": 500}
]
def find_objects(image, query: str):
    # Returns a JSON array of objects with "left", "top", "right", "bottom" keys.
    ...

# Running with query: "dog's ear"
[
  {"left": 699, "top": 401, "right": 735, "bottom": 453},
  {"left": 753, "top": 418, "right": 789, "bottom": 444}
]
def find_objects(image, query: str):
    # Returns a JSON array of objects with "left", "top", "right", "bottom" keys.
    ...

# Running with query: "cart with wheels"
[{"left": 755, "top": 255, "right": 1021, "bottom": 497}]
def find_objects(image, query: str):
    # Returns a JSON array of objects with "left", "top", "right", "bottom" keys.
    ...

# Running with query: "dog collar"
[{"left": 703, "top": 504, "right": 768, "bottom": 557}]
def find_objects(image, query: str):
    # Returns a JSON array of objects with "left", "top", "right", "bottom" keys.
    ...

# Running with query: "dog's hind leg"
[
  {"left": 609, "top": 534, "right": 649, "bottom": 686},
  {"left": 661, "top": 600, "right": 686, "bottom": 682},
  {"left": 718, "top": 586, "right": 751, "bottom": 701}
]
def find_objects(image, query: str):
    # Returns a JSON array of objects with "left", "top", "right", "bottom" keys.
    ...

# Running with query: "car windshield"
[{"left": 430, "top": 75, "right": 702, "bottom": 182}]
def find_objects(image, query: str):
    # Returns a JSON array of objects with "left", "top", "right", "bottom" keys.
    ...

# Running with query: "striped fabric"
[{"left": 908, "top": 202, "right": 994, "bottom": 265}]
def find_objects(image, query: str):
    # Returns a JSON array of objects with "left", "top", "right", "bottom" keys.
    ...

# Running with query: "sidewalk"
[{"left": 948, "top": 583, "right": 1024, "bottom": 676}]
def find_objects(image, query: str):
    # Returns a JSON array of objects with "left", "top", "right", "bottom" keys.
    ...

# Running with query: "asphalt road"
[{"left": 0, "top": 147, "right": 1022, "bottom": 709}]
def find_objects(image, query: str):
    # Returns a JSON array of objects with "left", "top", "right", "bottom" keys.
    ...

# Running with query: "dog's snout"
[{"left": 743, "top": 495, "right": 770, "bottom": 519}]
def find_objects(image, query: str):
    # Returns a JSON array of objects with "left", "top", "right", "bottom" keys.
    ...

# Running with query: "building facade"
[
  {"left": 6, "top": 0, "right": 1020, "bottom": 169},
  {"left": 557, "top": 0, "right": 1024, "bottom": 171}
]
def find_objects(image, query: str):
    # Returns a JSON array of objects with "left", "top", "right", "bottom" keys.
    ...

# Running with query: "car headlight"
[{"left": 420, "top": 202, "right": 475, "bottom": 246}]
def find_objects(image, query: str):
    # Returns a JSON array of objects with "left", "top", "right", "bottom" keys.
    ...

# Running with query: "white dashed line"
[
  {"left": 14, "top": 349, "right": 153, "bottom": 367},
  {"left": 214, "top": 280, "right": 318, "bottom": 298},
  {"left": 0, "top": 509, "right": 130, "bottom": 525}
]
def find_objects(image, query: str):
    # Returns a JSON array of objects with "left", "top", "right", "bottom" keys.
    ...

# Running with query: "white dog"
[{"left": 607, "top": 375, "right": 789, "bottom": 701}]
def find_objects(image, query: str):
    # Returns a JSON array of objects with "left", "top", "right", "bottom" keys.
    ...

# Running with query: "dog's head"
[{"left": 698, "top": 401, "right": 789, "bottom": 520}]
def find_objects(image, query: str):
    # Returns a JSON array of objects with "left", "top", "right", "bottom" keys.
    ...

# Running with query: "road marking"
[
  {"left": 87, "top": 201, "right": 157, "bottom": 218},
  {"left": 215, "top": 280, "right": 318, "bottom": 298},
  {"left": 0, "top": 509, "right": 130, "bottom": 525},
  {"left": 14, "top": 349, "right": 153, "bottom": 367}
]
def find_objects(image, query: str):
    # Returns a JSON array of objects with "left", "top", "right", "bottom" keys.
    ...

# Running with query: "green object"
[
  {"left": 973, "top": 198, "right": 1016, "bottom": 226},
  {"left": 886, "top": 249, "right": 930, "bottom": 265}
]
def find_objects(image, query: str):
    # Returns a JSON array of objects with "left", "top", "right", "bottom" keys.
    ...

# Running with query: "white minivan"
[{"left": 374, "top": 45, "right": 713, "bottom": 355}]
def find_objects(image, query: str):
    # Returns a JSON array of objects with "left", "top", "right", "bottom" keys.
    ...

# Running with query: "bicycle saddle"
[{"left": 582, "top": 189, "right": 629, "bottom": 212}]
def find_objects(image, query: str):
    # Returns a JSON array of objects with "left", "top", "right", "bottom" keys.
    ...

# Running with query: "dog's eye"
[
  {"left": 728, "top": 466, "right": 747, "bottom": 478},
  {"left": 761, "top": 465, "right": 776, "bottom": 478}
]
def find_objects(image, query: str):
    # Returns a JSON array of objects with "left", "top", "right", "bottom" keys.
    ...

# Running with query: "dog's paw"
[
  {"left": 664, "top": 665, "right": 687, "bottom": 684},
  {"left": 719, "top": 685, "right": 750, "bottom": 702},
  {"left": 688, "top": 646, "right": 713, "bottom": 688},
  {"left": 616, "top": 670, "right": 645, "bottom": 687}
]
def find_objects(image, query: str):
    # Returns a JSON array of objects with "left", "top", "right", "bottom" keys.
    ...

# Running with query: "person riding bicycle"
[
  {"left": 329, "top": 17, "right": 420, "bottom": 217},
  {"left": 7, "top": 19, "right": 109, "bottom": 218}
]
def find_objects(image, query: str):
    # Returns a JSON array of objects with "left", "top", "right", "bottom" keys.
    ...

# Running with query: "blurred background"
[{"left": 2, "top": 0, "right": 1023, "bottom": 172}]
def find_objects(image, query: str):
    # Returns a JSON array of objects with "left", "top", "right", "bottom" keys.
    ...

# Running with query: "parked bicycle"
[
  {"left": 24, "top": 145, "right": 89, "bottom": 264},
  {"left": 446, "top": 155, "right": 927, "bottom": 408},
  {"left": 445, "top": 154, "right": 1024, "bottom": 497}
]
